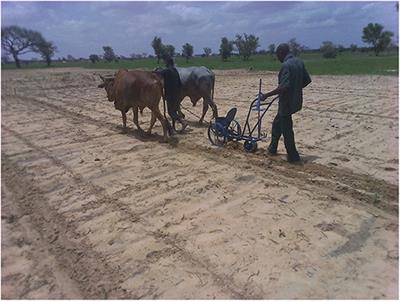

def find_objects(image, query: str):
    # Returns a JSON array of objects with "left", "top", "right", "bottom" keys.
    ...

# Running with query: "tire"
[
  {"left": 243, "top": 140, "right": 258, "bottom": 152},
  {"left": 227, "top": 119, "right": 241, "bottom": 141},
  {"left": 208, "top": 123, "right": 226, "bottom": 146}
]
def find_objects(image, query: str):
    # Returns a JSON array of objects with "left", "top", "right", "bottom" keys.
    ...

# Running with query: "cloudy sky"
[{"left": 2, "top": 1, "right": 398, "bottom": 59}]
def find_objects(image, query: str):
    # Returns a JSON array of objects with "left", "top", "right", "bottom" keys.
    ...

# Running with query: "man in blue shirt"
[{"left": 260, "top": 43, "right": 311, "bottom": 163}]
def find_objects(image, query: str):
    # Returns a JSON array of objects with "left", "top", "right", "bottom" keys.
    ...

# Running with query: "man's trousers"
[{"left": 269, "top": 113, "right": 300, "bottom": 161}]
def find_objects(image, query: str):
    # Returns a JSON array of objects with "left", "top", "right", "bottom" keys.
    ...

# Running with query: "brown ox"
[{"left": 98, "top": 69, "right": 171, "bottom": 142}]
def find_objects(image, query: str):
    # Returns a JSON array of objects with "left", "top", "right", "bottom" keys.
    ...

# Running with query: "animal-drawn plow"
[{"left": 207, "top": 79, "right": 278, "bottom": 152}]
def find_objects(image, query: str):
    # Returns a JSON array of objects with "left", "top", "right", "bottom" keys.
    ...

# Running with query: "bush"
[{"left": 320, "top": 41, "right": 337, "bottom": 59}]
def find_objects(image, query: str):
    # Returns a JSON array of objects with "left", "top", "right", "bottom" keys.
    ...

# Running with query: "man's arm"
[
  {"left": 260, "top": 85, "right": 286, "bottom": 101},
  {"left": 260, "top": 65, "right": 290, "bottom": 101}
]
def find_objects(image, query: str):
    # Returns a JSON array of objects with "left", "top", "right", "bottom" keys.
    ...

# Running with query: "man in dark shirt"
[
  {"left": 260, "top": 43, "right": 311, "bottom": 163},
  {"left": 160, "top": 57, "right": 187, "bottom": 132}
]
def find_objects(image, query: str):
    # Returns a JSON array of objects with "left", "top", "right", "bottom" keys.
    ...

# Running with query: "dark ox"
[
  {"left": 98, "top": 69, "right": 171, "bottom": 142},
  {"left": 175, "top": 66, "right": 218, "bottom": 123}
]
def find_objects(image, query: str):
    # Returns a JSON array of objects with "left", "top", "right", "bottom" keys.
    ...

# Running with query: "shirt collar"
[{"left": 284, "top": 53, "right": 294, "bottom": 62}]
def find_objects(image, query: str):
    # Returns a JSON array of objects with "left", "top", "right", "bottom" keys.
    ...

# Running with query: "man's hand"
[{"left": 258, "top": 93, "right": 268, "bottom": 101}]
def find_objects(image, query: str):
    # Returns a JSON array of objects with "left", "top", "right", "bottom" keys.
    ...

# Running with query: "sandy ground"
[{"left": 1, "top": 67, "right": 398, "bottom": 299}]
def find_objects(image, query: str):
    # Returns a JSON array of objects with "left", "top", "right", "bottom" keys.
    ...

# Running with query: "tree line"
[{"left": 1, "top": 22, "right": 396, "bottom": 68}]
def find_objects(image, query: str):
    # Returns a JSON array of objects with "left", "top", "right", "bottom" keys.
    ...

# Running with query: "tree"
[
  {"left": 1, "top": 25, "right": 44, "bottom": 68},
  {"left": 151, "top": 36, "right": 163, "bottom": 64},
  {"left": 182, "top": 43, "right": 194, "bottom": 62},
  {"left": 35, "top": 39, "right": 57, "bottom": 66},
  {"left": 203, "top": 47, "right": 212, "bottom": 57},
  {"left": 350, "top": 44, "right": 358, "bottom": 52},
  {"left": 219, "top": 37, "right": 234, "bottom": 61},
  {"left": 362, "top": 23, "right": 394, "bottom": 56},
  {"left": 320, "top": 41, "right": 337, "bottom": 58},
  {"left": 163, "top": 44, "right": 175, "bottom": 59},
  {"left": 337, "top": 44, "right": 345, "bottom": 53},
  {"left": 89, "top": 54, "right": 100, "bottom": 63},
  {"left": 103, "top": 46, "right": 116, "bottom": 62},
  {"left": 268, "top": 43, "right": 276, "bottom": 56},
  {"left": 234, "top": 33, "right": 260, "bottom": 61},
  {"left": 288, "top": 38, "right": 304, "bottom": 56}
]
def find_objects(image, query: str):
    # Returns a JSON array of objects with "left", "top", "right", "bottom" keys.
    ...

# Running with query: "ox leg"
[
  {"left": 133, "top": 107, "right": 144, "bottom": 134},
  {"left": 121, "top": 111, "right": 127, "bottom": 131},
  {"left": 199, "top": 99, "right": 209, "bottom": 124},
  {"left": 152, "top": 108, "right": 170, "bottom": 142},
  {"left": 210, "top": 100, "right": 218, "bottom": 119},
  {"left": 147, "top": 112, "right": 157, "bottom": 135}
]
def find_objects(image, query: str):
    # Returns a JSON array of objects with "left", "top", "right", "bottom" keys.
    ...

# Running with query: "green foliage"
[
  {"left": 151, "top": 36, "right": 163, "bottom": 63},
  {"left": 1, "top": 25, "right": 46, "bottom": 68},
  {"left": 350, "top": 44, "right": 358, "bottom": 52},
  {"left": 162, "top": 44, "right": 175, "bottom": 59},
  {"left": 234, "top": 33, "right": 260, "bottom": 61},
  {"left": 320, "top": 41, "right": 337, "bottom": 59},
  {"left": 362, "top": 23, "right": 394, "bottom": 56},
  {"left": 2, "top": 51, "right": 398, "bottom": 76},
  {"left": 288, "top": 38, "right": 304, "bottom": 56},
  {"left": 337, "top": 44, "right": 345, "bottom": 53},
  {"left": 182, "top": 43, "right": 194, "bottom": 62},
  {"left": 219, "top": 37, "right": 234, "bottom": 61},
  {"left": 89, "top": 54, "right": 100, "bottom": 64},
  {"left": 268, "top": 43, "right": 275, "bottom": 56},
  {"left": 203, "top": 47, "right": 212, "bottom": 57},
  {"left": 35, "top": 40, "right": 57, "bottom": 66},
  {"left": 102, "top": 46, "right": 116, "bottom": 62}
]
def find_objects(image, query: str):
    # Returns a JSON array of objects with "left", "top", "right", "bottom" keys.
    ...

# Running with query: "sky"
[{"left": 1, "top": 1, "right": 399, "bottom": 60}]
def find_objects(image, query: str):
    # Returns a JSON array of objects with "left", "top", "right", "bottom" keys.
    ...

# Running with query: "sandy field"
[{"left": 1, "top": 68, "right": 398, "bottom": 299}]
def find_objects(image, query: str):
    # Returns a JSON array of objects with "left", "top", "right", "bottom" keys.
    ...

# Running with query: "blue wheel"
[
  {"left": 208, "top": 123, "right": 226, "bottom": 146},
  {"left": 227, "top": 119, "right": 241, "bottom": 141},
  {"left": 243, "top": 140, "right": 258, "bottom": 152}
]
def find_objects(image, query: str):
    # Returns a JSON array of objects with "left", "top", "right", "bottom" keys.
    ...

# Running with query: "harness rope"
[{"left": 180, "top": 105, "right": 211, "bottom": 124}]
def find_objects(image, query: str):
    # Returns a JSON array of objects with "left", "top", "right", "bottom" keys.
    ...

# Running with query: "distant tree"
[
  {"left": 67, "top": 54, "right": 75, "bottom": 61},
  {"left": 89, "top": 54, "right": 100, "bottom": 63},
  {"left": 350, "top": 44, "right": 358, "bottom": 52},
  {"left": 102, "top": 46, "right": 116, "bottom": 62},
  {"left": 337, "top": 44, "right": 345, "bottom": 53},
  {"left": 219, "top": 37, "right": 234, "bottom": 61},
  {"left": 320, "top": 41, "right": 337, "bottom": 58},
  {"left": 163, "top": 44, "right": 175, "bottom": 58},
  {"left": 151, "top": 36, "right": 163, "bottom": 64},
  {"left": 1, "top": 25, "right": 44, "bottom": 68},
  {"left": 234, "top": 33, "right": 260, "bottom": 61},
  {"left": 362, "top": 23, "right": 394, "bottom": 56},
  {"left": 34, "top": 39, "right": 57, "bottom": 66},
  {"left": 203, "top": 47, "right": 212, "bottom": 57},
  {"left": 288, "top": 38, "right": 304, "bottom": 56},
  {"left": 182, "top": 43, "right": 194, "bottom": 62},
  {"left": 268, "top": 43, "right": 276, "bottom": 56}
]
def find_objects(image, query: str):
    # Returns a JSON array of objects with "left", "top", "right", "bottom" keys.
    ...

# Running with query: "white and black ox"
[{"left": 156, "top": 66, "right": 218, "bottom": 123}]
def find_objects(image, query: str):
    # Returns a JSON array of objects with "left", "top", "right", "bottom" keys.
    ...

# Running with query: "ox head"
[{"left": 98, "top": 74, "right": 115, "bottom": 102}]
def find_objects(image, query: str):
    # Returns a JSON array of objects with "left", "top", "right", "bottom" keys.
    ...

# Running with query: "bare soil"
[{"left": 1, "top": 68, "right": 398, "bottom": 299}]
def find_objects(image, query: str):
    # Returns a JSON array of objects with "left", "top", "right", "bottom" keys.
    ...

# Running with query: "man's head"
[
  {"left": 163, "top": 56, "right": 175, "bottom": 68},
  {"left": 276, "top": 43, "right": 290, "bottom": 63}
]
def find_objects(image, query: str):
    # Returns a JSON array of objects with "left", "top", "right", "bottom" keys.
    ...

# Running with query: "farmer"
[
  {"left": 159, "top": 56, "right": 187, "bottom": 132},
  {"left": 260, "top": 43, "right": 311, "bottom": 163}
]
